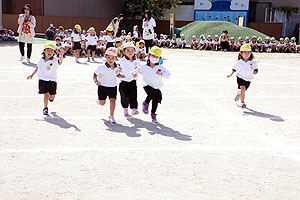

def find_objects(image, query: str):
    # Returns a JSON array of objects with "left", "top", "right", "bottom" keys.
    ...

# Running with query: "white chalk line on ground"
[
  {"left": 1, "top": 145, "right": 300, "bottom": 154},
  {"left": 175, "top": 83, "right": 300, "bottom": 163},
  {"left": 1, "top": 80, "right": 300, "bottom": 85}
]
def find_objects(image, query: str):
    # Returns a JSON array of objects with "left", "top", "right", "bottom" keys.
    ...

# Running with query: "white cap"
[{"left": 123, "top": 42, "right": 135, "bottom": 49}]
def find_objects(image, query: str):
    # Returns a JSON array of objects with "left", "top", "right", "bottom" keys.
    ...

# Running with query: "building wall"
[
  {"left": 163, "top": 5, "right": 194, "bottom": 21},
  {"left": 3, "top": 0, "right": 43, "bottom": 15},
  {"left": 43, "top": 0, "right": 123, "bottom": 18},
  {"left": 250, "top": 0, "right": 300, "bottom": 9}
]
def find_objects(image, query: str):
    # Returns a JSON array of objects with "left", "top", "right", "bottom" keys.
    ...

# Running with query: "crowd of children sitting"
[{"left": 0, "top": 29, "right": 16, "bottom": 41}]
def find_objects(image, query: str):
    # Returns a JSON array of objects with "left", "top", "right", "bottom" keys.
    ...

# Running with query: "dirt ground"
[{"left": 1, "top": 41, "right": 300, "bottom": 200}]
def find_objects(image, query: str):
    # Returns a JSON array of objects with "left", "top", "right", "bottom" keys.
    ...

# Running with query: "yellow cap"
[
  {"left": 126, "top": 35, "right": 131, "bottom": 39},
  {"left": 106, "top": 26, "right": 113, "bottom": 32},
  {"left": 43, "top": 42, "right": 56, "bottom": 51},
  {"left": 88, "top": 27, "right": 95, "bottom": 32},
  {"left": 115, "top": 38, "right": 121, "bottom": 42},
  {"left": 105, "top": 47, "right": 118, "bottom": 57},
  {"left": 136, "top": 42, "right": 139, "bottom": 48},
  {"left": 120, "top": 45, "right": 124, "bottom": 51},
  {"left": 74, "top": 24, "right": 81, "bottom": 30},
  {"left": 240, "top": 44, "right": 252, "bottom": 52},
  {"left": 149, "top": 46, "right": 162, "bottom": 57}
]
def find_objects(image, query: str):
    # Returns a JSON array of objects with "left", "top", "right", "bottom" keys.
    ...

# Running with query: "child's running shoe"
[
  {"left": 43, "top": 107, "right": 49, "bottom": 115},
  {"left": 109, "top": 115, "right": 116, "bottom": 123},
  {"left": 92, "top": 58, "right": 96, "bottom": 62},
  {"left": 87, "top": 58, "right": 90, "bottom": 62},
  {"left": 151, "top": 113, "right": 157, "bottom": 122},
  {"left": 19, "top": 56, "right": 25, "bottom": 61},
  {"left": 132, "top": 108, "right": 139, "bottom": 115},
  {"left": 75, "top": 58, "right": 79, "bottom": 63},
  {"left": 124, "top": 108, "right": 129, "bottom": 116},
  {"left": 142, "top": 101, "right": 149, "bottom": 114},
  {"left": 234, "top": 94, "right": 240, "bottom": 101},
  {"left": 241, "top": 102, "right": 247, "bottom": 109}
]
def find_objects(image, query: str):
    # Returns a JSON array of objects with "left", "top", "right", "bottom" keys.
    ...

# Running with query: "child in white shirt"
[
  {"left": 178, "top": 34, "right": 186, "bottom": 49},
  {"left": 93, "top": 47, "right": 125, "bottom": 123},
  {"left": 27, "top": 43, "right": 64, "bottom": 115},
  {"left": 227, "top": 44, "right": 258, "bottom": 109},
  {"left": 137, "top": 40, "right": 146, "bottom": 60},
  {"left": 190, "top": 35, "right": 199, "bottom": 50},
  {"left": 199, "top": 34, "right": 206, "bottom": 50},
  {"left": 119, "top": 42, "right": 141, "bottom": 116},
  {"left": 86, "top": 27, "right": 98, "bottom": 62},
  {"left": 170, "top": 34, "right": 177, "bottom": 48},
  {"left": 55, "top": 37, "right": 64, "bottom": 57},
  {"left": 71, "top": 24, "right": 82, "bottom": 63},
  {"left": 133, "top": 46, "right": 170, "bottom": 122}
]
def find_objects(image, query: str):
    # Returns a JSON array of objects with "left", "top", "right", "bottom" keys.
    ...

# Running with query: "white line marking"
[{"left": 0, "top": 146, "right": 300, "bottom": 154}]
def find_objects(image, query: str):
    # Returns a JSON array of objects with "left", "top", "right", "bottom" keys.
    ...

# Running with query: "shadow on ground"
[
  {"left": 103, "top": 117, "right": 192, "bottom": 141},
  {"left": 35, "top": 112, "right": 81, "bottom": 131},
  {"left": 243, "top": 108, "right": 284, "bottom": 122}
]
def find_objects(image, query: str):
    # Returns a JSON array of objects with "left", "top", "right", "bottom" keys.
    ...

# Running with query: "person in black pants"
[{"left": 142, "top": 10, "right": 156, "bottom": 53}]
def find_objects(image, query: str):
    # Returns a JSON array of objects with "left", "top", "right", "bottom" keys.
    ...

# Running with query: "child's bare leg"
[
  {"left": 110, "top": 98, "right": 116, "bottom": 116},
  {"left": 98, "top": 100, "right": 106, "bottom": 106},
  {"left": 49, "top": 95, "right": 55, "bottom": 101},
  {"left": 240, "top": 86, "right": 246, "bottom": 103},
  {"left": 87, "top": 49, "right": 91, "bottom": 58},
  {"left": 44, "top": 93, "right": 49, "bottom": 108},
  {"left": 92, "top": 51, "right": 95, "bottom": 58}
]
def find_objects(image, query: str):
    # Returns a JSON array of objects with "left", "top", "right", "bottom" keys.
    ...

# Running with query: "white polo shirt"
[
  {"left": 135, "top": 64, "right": 170, "bottom": 89},
  {"left": 86, "top": 34, "right": 98, "bottom": 46},
  {"left": 94, "top": 63, "right": 120, "bottom": 87},
  {"left": 37, "top": 57, "right": 60, "bottom": 81},
  {"left": 119, "top": 57, "right": 141, "bottom": 82},
  {"left": 233, "top": 60, "right": 258, "bottom": 81},
  {"left": 71, "top": 32, "right": 81, "bottom": 42}
]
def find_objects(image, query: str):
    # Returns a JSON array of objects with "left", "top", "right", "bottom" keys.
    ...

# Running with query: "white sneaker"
[
  {"left": 132, "top": 108, "right": 139, "bottom": 115},
  {"left": 75, "top": 58, "right": 79, "bottom": 63},
  {"left": 26, "top": 58, "right": 30, "bottom": 63},
  {"left": 124, "top": 108, "right": 129, "bottom": 116},
  {"left": 109, "top": 115, "right": 116, "bottom": 123},
  {"left": 87, "top": 58, "right": 90, "bottom": 62},
  {"left": 19, "top": 56, "right": 25, "bottom": 61}
]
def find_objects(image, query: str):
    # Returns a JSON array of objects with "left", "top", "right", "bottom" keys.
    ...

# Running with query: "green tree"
[{"left": 122, "top": 0, "right": 182, "bottom": 19}]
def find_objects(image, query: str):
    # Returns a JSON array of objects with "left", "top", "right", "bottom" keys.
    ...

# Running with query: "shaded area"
[
  {"left": 103, "top": 117, "right": 192, "bottom": 141},
  {"left": 22, "top": 62, "right": 37, "bottom": 68},
  {"left": 243, "top": 108, "right": 284, "bottom": 122},
  {"left": 36, "top": 112, "right": 81, "bottom": 131}
]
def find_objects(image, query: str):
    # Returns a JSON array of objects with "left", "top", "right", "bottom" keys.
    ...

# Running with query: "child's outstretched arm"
[
  {"left": 157, "top": 66, "right": 170, "bottom": 79},
  {"left": 227, "top": 69, "right": 236, "bottom": 78},
  {"left": 27, "top": 67, "right": 38, "bottom": 80},
  {"left": 58, "top": 48, "right": 64, "bottom": 64}
]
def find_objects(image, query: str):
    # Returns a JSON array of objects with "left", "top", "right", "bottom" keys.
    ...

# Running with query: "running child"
[
  {"left": 119, "top": 42, "right": 141, "bottom": 116},
  {"left": 133, "top": 46, "right": 170, "bottom": 122},
  {"left": 86, "top": 27, "right": 98, "bottom": 62},
  {"left": 71, "top": 24, "right": 81, "bottom": 63},
  {"left": 227, "top": 44, "right": 258, "bottom": 109},
  {"left": 27, "top": 43, "right": 64, "bottom": 115},
  {"left": 93, "top": 47, "right": 125, "bottom": 123}
]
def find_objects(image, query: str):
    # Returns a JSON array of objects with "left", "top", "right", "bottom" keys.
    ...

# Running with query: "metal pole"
[{"left": 0, "top": 0, "right": 3, "bottom": 29}]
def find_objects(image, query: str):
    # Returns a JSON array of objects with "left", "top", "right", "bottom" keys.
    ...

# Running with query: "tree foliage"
[{"left": 122, "top": 0, "right": 182, "bottom": 19}]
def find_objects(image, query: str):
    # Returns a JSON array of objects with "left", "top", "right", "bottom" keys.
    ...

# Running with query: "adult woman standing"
[
  {"left": 17, "top": 4, "right": 36, "bottom": 63},
  {"left": 142, "top": 10, "right": 156, "bottom": 53}
]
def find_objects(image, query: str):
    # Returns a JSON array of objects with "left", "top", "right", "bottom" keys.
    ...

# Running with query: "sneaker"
[
  {"left": 109, "top": 115, "right": 116, "bottom": 123},
  {"left": 241, "top": 103, "right": 247, "bottom": 109},
  {"left": 26, "top": 58, "right": 30, "bottom": 63},
  {"left": 19, "top": 56, "right": 25, "bottom": 61},
  {"left": 151, "top": 113, "right": 157, "bottom": 122},
  {"left": 124, "top": 108, "right": 129, "bottom": 116},
  {"left": 43, "top": 107, "right": 49, "bottom": 115},
  {"left": 92, "top": 58, "right": 96, "bottom": 62},
  {"left": 75, "top": 58, "right": 79, "bottom": 63},
  {"left": 132, "top": 108, "right": 139, "bottom": 115},
  {"left": 142, "top": 101, "right": 149, "bottom": 114},
  {"left": 87, "top": 58, "right": 90, "bottom": 62},
  {"left": 234, "top": 93, "right": 240, "bottom": 101}
]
